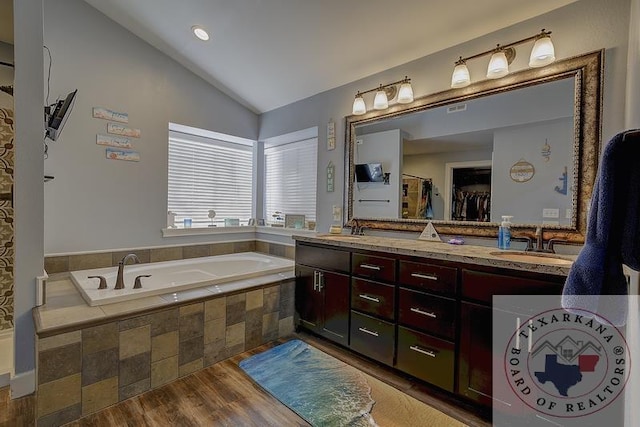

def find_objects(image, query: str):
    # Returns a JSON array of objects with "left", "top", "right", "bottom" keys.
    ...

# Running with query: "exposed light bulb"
[
  {"left": 451, "top": 62, "right": 471, "bottom": 88},
  {"left": 397, "top": 81, "right": 414, "bottom": 104},
  {"left": 352, "top": 94, "right": 366, "bottom": 115},
  {"left": 487, "top": 51, "right": 509, "bottom": 79},
  {"left": 529, "top": 35, "right": 556, "bottom": 67},
  {"left": 192, "top": 26, "right": 210, "bottom": 41},
  {"left": 373, "top": 87, "right": 389, "bottom": 110}
]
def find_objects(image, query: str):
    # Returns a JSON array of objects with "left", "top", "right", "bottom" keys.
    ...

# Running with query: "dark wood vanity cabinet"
[
  {"left": 294, "top": 240, "right": 567, "bottom": 411},
  {"left": 295, "top": 244, "right": 351, "bottom": 347}
]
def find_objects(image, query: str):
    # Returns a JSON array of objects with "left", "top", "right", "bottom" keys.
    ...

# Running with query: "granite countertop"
[{"left": 293, "top": 234, "right": 576, "bottom": 276}]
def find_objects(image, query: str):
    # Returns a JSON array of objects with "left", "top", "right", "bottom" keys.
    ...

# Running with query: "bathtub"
[{"left": 70, "top": 252, "right": 294, "bottom": 306}]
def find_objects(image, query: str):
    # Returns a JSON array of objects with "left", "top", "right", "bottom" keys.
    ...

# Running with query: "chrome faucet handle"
[
  {"left": 88, "top": 275, "right": 108, "bottom": 290},
  {"left": 358, "top": 226, "right": 366, "bottom": 236},
  {"left": 547, "top": 238, "right": 567, "bottom": 254},
  {"left": 115, "top": 253, "right": 141, "bottom": 289},
  {"left": 133, "top": 275, "right": 151, "bottom": 289}
]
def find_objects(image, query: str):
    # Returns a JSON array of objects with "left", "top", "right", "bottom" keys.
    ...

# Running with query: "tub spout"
[{"left": 115, "top": 253, "right": 140, "bottom": 289}]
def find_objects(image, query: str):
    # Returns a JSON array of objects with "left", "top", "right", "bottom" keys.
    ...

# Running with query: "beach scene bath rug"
[{"left": 238, "top": 339, "right": 466, "bottom": 426}]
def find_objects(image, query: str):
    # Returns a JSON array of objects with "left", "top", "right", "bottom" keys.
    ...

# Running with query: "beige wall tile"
[
  {"left": 150, "top": 247, "right": 183, "bottom": 263},
  {"left": 81, "top": 377, "right": 118, "bottom": 416},
  {"left": 285, "top": 245, "right": 295, "bottom": 259},
  {"left": 262, "top": 312, "right": 279, "bottom": 338},
  {"left": 44, "top": 256, "right": 70, "bottom": 274},
  {"left": 204, "top": 318, "right": 225, "bottom": 345},
  {"left": 255, "top": 241, "right": 269, "bottom": 254},
  {"left": 178, "top": 358, "right": 203, "bottom": 377},
  {"left": 37, "top": 373, "right": 81, "bottom": 418},
  {"left": 119, "top": 325, "right": 151, "bottom": 359},
  {"left": 38, "top": 330, "right": 81, "bottom": 352},
  {"left": 111, "top": 249, "right": 150, "bottom": 266},
  {"left": 226, "top": 322, "right": 245, "bottom": 348},
  {"left": 232, "top": 241, "right": 255, "bottom": 253},
  {"left": 245, "top": 289, "right": 263, "bottom": 311},
  {"left": 278, "top": 316, "right": 295, "bottom": 337},
  {"left": 68, "top": 253, "right": 112, "bottom": 271},
  {"left": 119, "top": 378, "right": 150, "bottom": 402},
  {"left": 183, "top": 245, "right": 209, "bottom": 259},
  {"left": 151, "top": 355, "right": 178, "bottom": 388},
  {"left": 204, "top": 297, "right": 226, "bottom": 322},
  {"left": 82, "top": 323, "right": 118, "bottom": 355},
  {"left": 38, "top": 343, "right": 81, "bottom": 385},
  {"left": 179, "top": 302, "right": 203, "bottom": 317},
  {"left": 209, "top": 242, "right": 233, "bottom": 256},
  {"left": 151, "top": 331, "right": 178, "bottom": 363},
  {"left": 269, "top": 244, "right": 286, "bottom": 258}
]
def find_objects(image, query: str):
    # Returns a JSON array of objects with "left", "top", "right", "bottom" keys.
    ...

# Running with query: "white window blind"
[
  {"left": 168, "top": 130, "right": 254, "bottom": 227},
  {"left": 264, "top": 138, "right": 317, "bottom": 223}
]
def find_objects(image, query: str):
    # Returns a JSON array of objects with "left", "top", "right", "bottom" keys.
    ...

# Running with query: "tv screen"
[
  {"left": 355, "top": 163, "right": 384, "bottom": 182},
  {"left": 46, "top": 89, "right": 77, "bottom": 141}
]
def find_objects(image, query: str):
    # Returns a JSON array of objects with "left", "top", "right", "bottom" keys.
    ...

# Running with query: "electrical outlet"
[
  {"left": 542, "top": 208, "right": 559, "bottom": 218},
  {"left": 356, "top": 138, "right": 363, "bottom": 145}
]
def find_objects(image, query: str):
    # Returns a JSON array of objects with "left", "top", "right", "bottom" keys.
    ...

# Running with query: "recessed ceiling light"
[{"left": 192, "top": 26, "right": 209, "bottom": 41}]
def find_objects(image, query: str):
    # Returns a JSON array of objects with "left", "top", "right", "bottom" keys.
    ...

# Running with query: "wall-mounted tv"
[
  {"left": 355, "top": 163, "right": 384, "bottom": 182},
  {"left": 45, "top": 89, "right": 77, "bottom": 141}
]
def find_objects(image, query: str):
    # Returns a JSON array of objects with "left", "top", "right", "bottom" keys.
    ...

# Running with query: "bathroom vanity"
[{"left": 293, "top": 234, "right": 570, "bottom": 410}]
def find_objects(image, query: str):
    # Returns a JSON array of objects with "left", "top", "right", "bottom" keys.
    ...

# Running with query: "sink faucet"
[
  {"left": 115, "top": 253, "right": 140, "bottom": 289},
  {"left": 350, "top": 219, "right": 365, "bottom": 235},
  {"left": 525, "top": 226, "right": 566, "bottom": 254}
]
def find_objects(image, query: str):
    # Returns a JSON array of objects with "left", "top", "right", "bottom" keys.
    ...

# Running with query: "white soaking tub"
[{"left": 70, "top": 252, "right": 294, "bottom": 306}]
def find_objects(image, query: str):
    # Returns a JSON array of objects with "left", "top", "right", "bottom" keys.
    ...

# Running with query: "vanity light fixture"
[
  {"left": 450, "top": 29, "right": 555, "bottom": 88},
  {"left": 192, "top": 25, "right": 210, "bottom": 41},
  {"left": 351, "top": 76, "right": 413, "bottom": 115}
]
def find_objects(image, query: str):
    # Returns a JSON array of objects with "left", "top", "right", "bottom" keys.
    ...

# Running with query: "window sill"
[
  {"left": 256, "top": 226, "right": 317, "bottom": 237},
  {"left": 162, "top": 226, "right": 255, "bottom": 237}
]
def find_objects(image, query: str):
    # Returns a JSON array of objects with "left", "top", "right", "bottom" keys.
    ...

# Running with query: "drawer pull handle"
[
  {"left": 411, "top": 272, "right": 438, "bottom": 281},
  {"left": 410, "top": 307, "right": 437, "bottom": 318},
  {"left": 358, "top": 327, "right": 379, "bottom": 337},
  {"left": 359, "top": 294, "right": 380, "bottom": 303},
  {"left": 410, "top": 345, "right": 436, "bottom": 358},
  {"left": 360, "top": 264, "right": 381, "bottom": 271}
]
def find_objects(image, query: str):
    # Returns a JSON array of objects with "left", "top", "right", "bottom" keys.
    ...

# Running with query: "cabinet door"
[
  {"left": 295, "top": 265, "right": 323, "bottom": 334},
  {"left": 320, "top": 270, "right": 350, "bottom": 346},
  {"left": 458, "top": 301, "right": 523, "bottom": 409}
]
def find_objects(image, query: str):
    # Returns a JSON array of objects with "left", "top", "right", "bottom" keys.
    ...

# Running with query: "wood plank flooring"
[{"left": 0, "top": 333, "right": 491, "bottom": 426}]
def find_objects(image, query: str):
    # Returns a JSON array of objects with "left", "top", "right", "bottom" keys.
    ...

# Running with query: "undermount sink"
[
  {"left": 321, "top": 234, "right": 362, "bottom": 240},
  {"left": 490, "top": 251, "right": 574, "bottom": 266}
]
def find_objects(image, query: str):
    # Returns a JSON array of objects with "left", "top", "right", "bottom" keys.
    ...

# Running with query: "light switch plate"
[
  {"left": 542, "top": 208, "right": 559, "bottom": 218},
  {"left": 332, "top": 205, "right": 342, "bottom": 221}
]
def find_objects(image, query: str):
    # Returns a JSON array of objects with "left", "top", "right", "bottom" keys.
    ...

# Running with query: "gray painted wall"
[
  {"left": 14, "top": 0, "right": 44, "bottom": 379},
  {"left": 259, "top": 0, "right": 631, "bottom": 234},
  {"left": 43, "top": 0, "right": 259, "bottom": 254}
]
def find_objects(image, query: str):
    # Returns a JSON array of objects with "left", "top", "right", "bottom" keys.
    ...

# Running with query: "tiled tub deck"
[{"left": 33, "top": 270, "right": 295, "bottom": 427}]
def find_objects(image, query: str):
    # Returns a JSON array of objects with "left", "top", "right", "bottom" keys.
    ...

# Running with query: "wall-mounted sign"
[
  {"left": 510, "top": 159, "right": 535, "bottom": 183},
  {"left": 541, "top": 139, "right": 551, "bottom": 162},
  {"left": 93, "top": 107, "right": 129, "bottom": 123},
  {"left": 326, "top": 161, "right": 335, "bottom": 192},
  {"left": 327, "top": 120, "right": 336, "bottom": 151}
]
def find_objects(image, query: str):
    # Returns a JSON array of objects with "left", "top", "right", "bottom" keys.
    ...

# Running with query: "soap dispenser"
[{"left": 498, "top": 215, "right": 513, "bottom": 250}]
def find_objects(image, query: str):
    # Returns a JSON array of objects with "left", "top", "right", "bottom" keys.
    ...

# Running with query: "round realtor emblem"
[{"left": 504, "top": 308, "right": 630, "bottom": 418}]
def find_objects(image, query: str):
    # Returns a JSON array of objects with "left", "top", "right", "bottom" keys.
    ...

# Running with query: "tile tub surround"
[
  {"left": 294, "top": 234, "right": 575, "bottom": 276},
  {"left": 34, "top": 281, "right": 295, "bottom": 426},
  {"left": 44, "top": 240, "right": 295, "bottom": 274}
]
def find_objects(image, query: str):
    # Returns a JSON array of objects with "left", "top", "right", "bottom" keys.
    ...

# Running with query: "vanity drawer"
[
  {"left": 396, "top": 326, "right": 455, "bottom": 392},
  {"left": 296, "top": 243, "right": 350, "bottom": 273},
  {"left": 399, "top": 260, "right": 457, "bottom": 295},
  {"left": 461, "top": 269, "right": 564, "bottom": 304},
  {"left": 351, "top": 278, "right": 395, "bottom": 321},
  {"left": 398, "top": 287, "right": 455, "bottom": 340},
  {"left": 350, "top": 311, "right": 395, "bottom": 366},
  {"left": 352, "top": 253, "right": 396, "bottom": 283}
]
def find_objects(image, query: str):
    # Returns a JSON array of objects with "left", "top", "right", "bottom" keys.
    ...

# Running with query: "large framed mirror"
[{"left": 345, "top": 50, "right": 603, "bottom": 243}]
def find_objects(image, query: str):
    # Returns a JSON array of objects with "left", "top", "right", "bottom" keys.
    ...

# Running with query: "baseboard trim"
[
  {"left": 10, "top": 370, "right": 35, "bottom": 398},
  {"left": 0, "top": 372, "right": 9, "bottom": 388},
  {"left": 0, "top": 329, "right": 13, "bottom": 340}
]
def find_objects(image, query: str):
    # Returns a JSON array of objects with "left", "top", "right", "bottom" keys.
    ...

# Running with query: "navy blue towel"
[{"left": 562, "top": 129, "right": 640, "bottom": 326}]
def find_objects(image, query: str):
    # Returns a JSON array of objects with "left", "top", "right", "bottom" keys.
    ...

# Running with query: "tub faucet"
[{"left": 115, "top": 253, "right": 140, "bottom": 289}]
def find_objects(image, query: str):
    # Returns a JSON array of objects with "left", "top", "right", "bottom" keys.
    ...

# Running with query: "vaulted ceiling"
[{"left": 83, "top": 0, "right": 578, "bottom": 113}]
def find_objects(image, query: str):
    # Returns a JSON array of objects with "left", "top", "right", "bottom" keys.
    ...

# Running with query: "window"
[
  {"left": 167, "top": 126, "right": 254, "bottom": 227},
  {"left": 264, "top": 137, "right": 317, "bottom": 225}
]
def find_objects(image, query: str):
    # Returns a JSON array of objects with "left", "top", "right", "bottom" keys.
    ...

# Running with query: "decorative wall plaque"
[{"left": 509, "top": 159, "right": 535, "bottom": 183}]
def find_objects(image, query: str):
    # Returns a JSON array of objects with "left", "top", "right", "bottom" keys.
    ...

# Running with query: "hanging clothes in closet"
[{"left": 452, "top": 189, "right": 490, "bottom": 222}]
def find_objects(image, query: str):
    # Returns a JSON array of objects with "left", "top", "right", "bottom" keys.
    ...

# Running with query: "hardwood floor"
[{"left": 0, "top": 333, "right": 491, "bottom": 426}]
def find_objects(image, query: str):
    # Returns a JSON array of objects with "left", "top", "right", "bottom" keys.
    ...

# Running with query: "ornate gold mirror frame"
[{"left": 345, "top": 50, "right": 603, "bottom": 243}]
